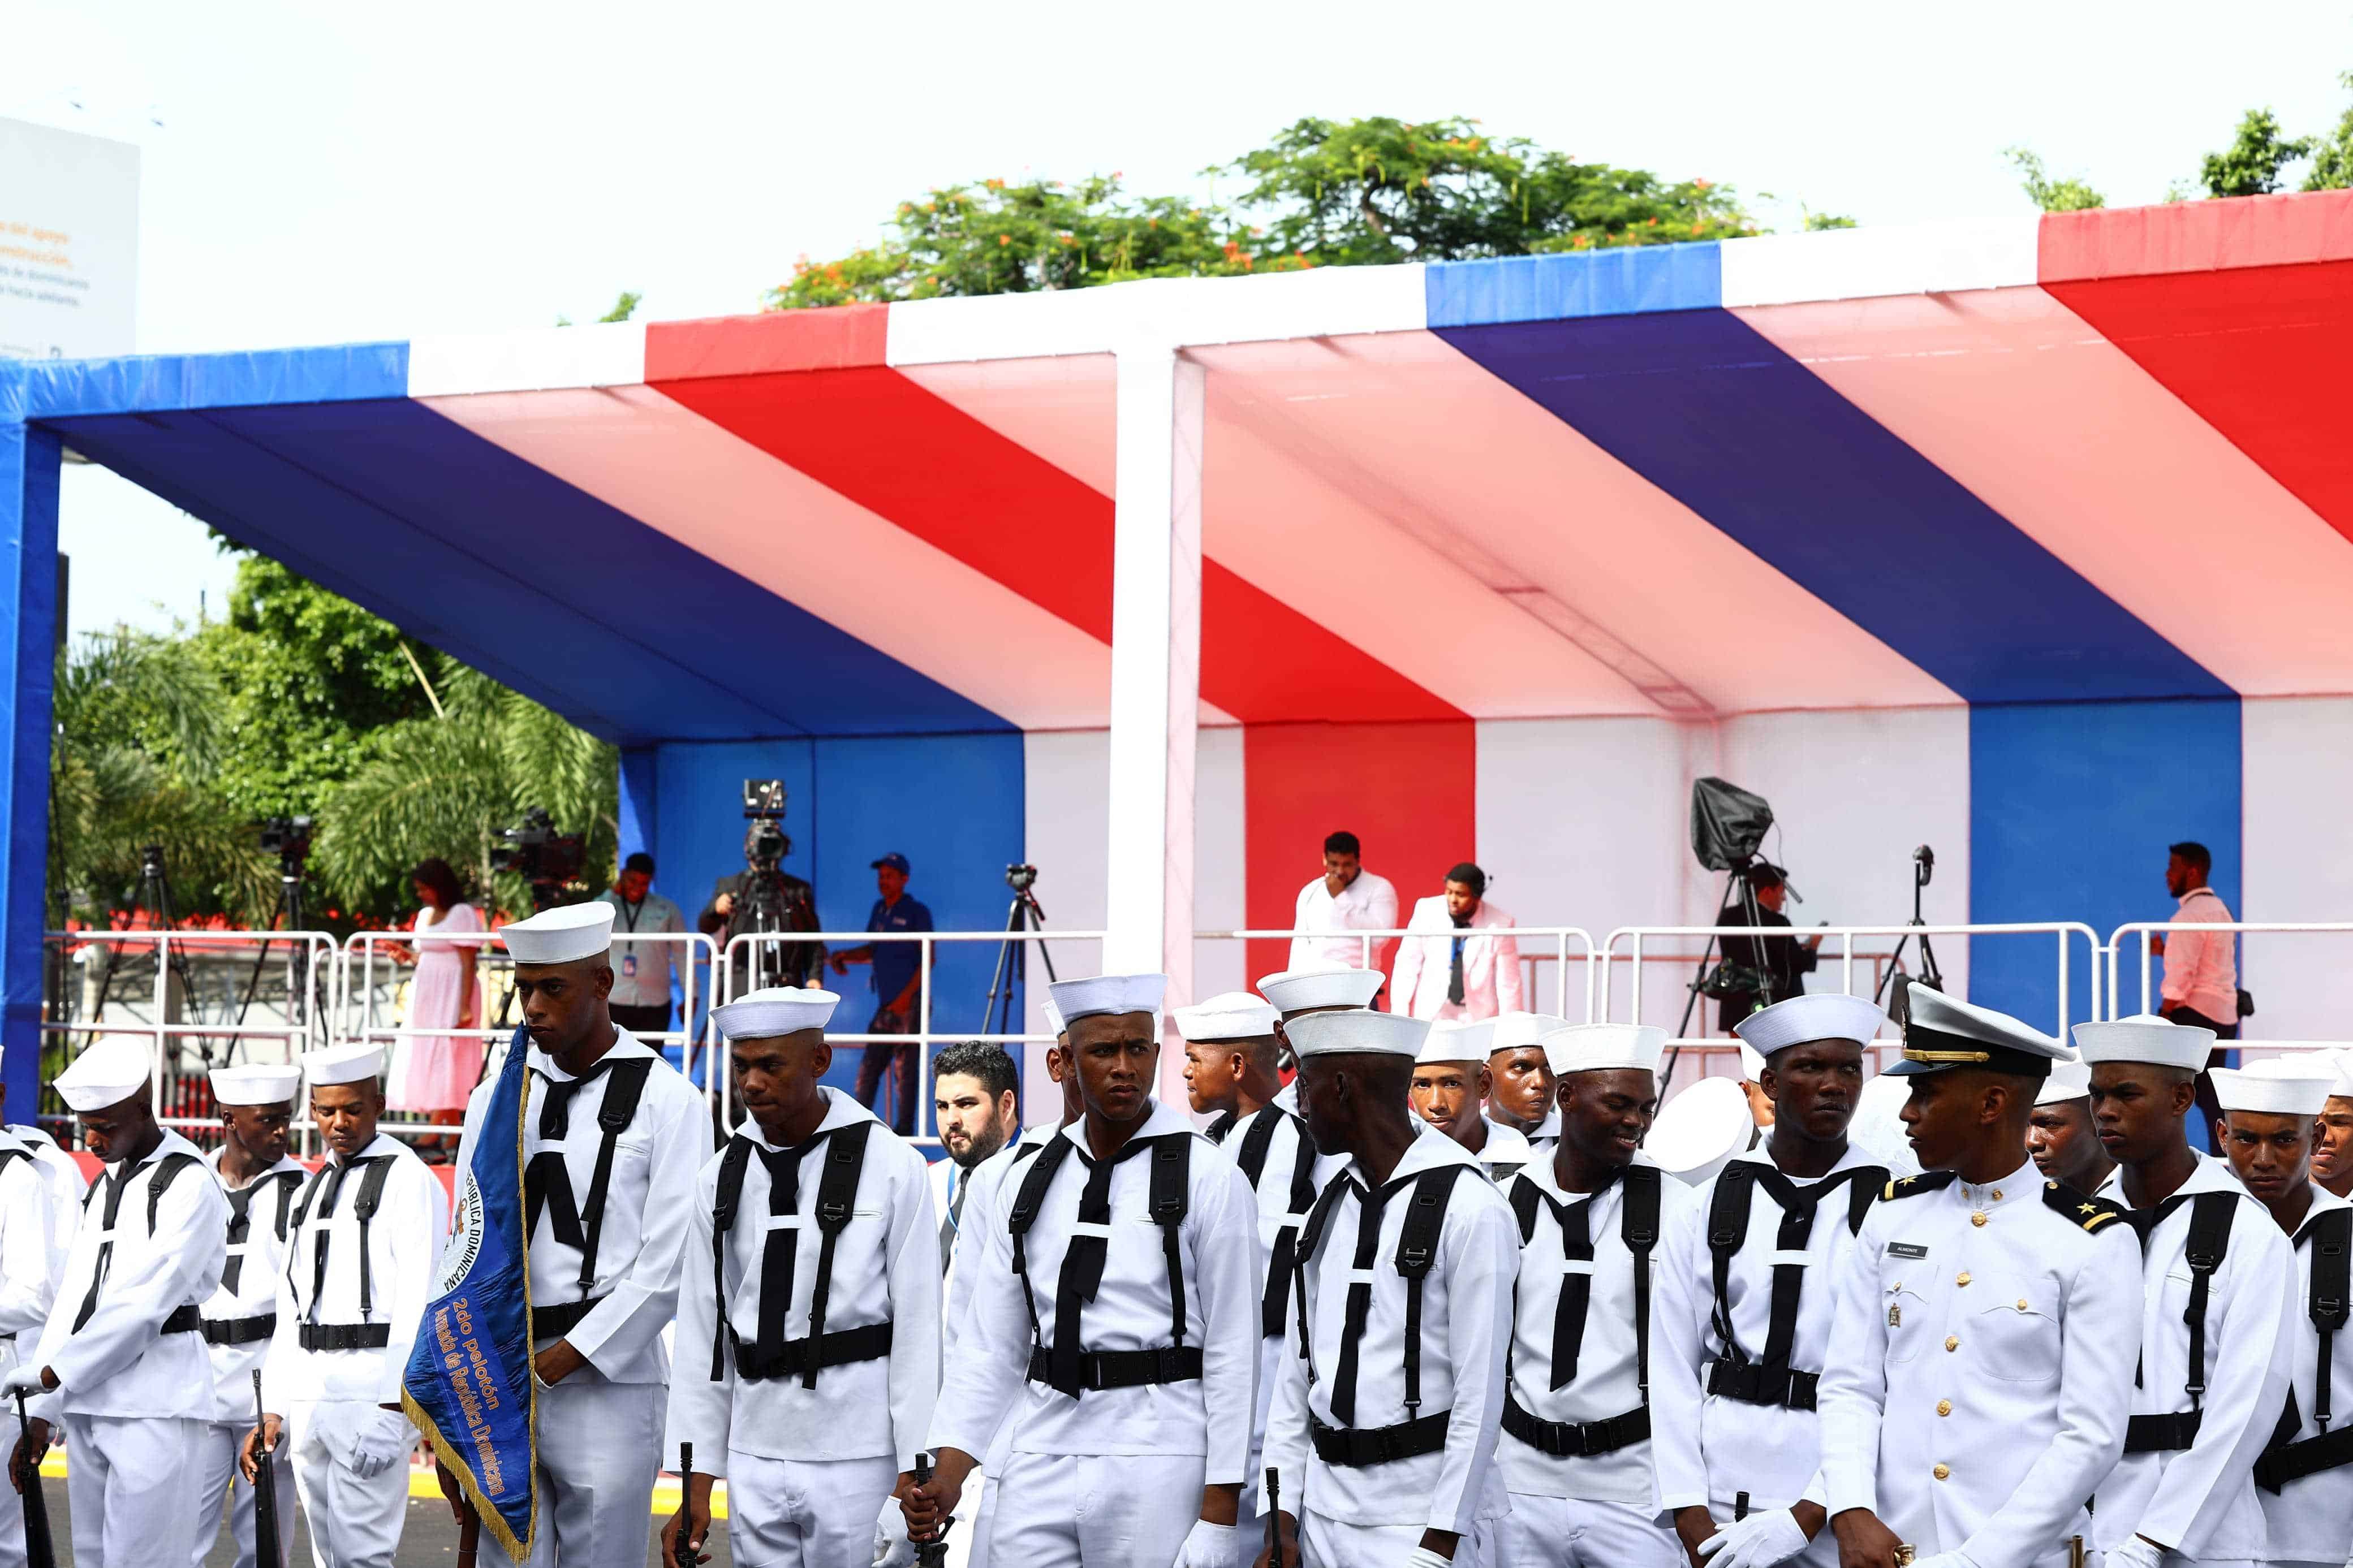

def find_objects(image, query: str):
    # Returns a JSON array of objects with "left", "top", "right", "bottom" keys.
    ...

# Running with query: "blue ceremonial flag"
[{"left": 402, "top": 1023, "right": 539, "bottom": 1558}]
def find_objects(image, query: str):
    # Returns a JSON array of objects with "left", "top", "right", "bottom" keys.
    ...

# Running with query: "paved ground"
[{"left": 32, "top": 1476, "right": 742, "bottom": 1566}]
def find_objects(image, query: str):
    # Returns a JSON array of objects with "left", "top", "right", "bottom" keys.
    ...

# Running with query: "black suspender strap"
[
  {"left": 221, "top": 1169, "right": 301, "bottom": 1295},
  {"left": 1704, "top": 1165, "right": 1757, "bottom": 1359},
  {"left": 2123, "top": 1190, "right": 2238, "bottom": 1453},
  {"left": 524, "top": 1055, "right": 657, "bottom": 1302},
  {"left": 800, "top": 1121, "right": 873, "bottom": 1389},
  {"left": 73, "top": 1151, "right": 200, "bottom": 1333},
  {"left": 1624, "top": 1164, "right": 1661, "bottom": 1403},
  {"left": 576, "top": 1056, "right": 655, "bottom": 1297},
  {"left": 1007, "top": 1133, "right": 1079, "bottom": 1370},
  {"left": 1149, "top": 1135, "right": 1192, "bottom": 1351},
  {"left": 1256, "top": 1112, "right": 1324, "bottom": 1338},
  {"left": 1205, "top": 1109, "right": 1239, "bottom": 1147},
  {"left": 1505, "top": 1165, "right": 1660, "bottom": 1400},
  {"left": 350, "top": 1156, "right": 396, "bottom": 1321},
  {"left": 1291, "top": 1172, "right": 1355, "bottom": 1390},
  {"left": 1395, "top": 1164, "right": 1469, "bottom": 1419},
  {"left": 708, "top": 1135, "right": 755, "bottom": 1381},
  {"left": 2255, "top": 1205, "right": 2353, "bottom": 1492},
  {"left": 1235, "top": 1107, "right": 1283, "bottom": 1187}
]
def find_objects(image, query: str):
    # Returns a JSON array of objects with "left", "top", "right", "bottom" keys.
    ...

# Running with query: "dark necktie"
[
  {"left": 1749, "top": 1168, "right": 1863, "bottom": 1375},
  {"left": 1328, "top": 1180, "right": 1390, "bottom": 1424},
  {"left": 222, "top": 1173, "right": 291, "bottom": 1295},
  {"left": 72, "top": 1163, "right": 137, "bottom": 1332},
  {"left": 1546, "top": 1172, "right": 1620, "bottom": 1389},
  {"left": 304, "top": 1160, "right": 353, "bottom": 1321},
  {"left": 1449, "top": 917, "right": 1471, "bottom": 1005},
  {"left": 753, "top": 1142, "right": 811, "bottom": 1368},
  {"left": 939, "top": 1168, "right": 968, "bottom": 1273},
  {"left": 1050, "top": 1137, "right": 1155, "bottom": 1392},
  {"left": 537, "top": 1060, "right": 613, "bottom": 1139}
]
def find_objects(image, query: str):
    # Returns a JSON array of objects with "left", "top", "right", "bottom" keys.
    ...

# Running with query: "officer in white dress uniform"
[
  {"left": 5, "top": 1037, "right": 230, "bottom": 1568},
  {"left": 2203, "top": 1061, "right": 2353, "bottom": 1568},
  {"left": 447, "top": 901, "right": 709, "bottom": 1568},
  {"left": 911, "top": 973, "right": 1261, "bottom": 1568},
  {"left": 248, "top": 1040, "right": 448, "bottom": 1568},
  {"left": 664, "top": 987, "right": 941, "bottom": 1567},
  {"left": 0, "top": 1064, "right": 63, "bottom": 1568},
  {"left": 1259, "top": 1008, "right": 1519, "bottom": 1568},
  {"left": 0, "top": 1044, "right": 81, "bottom": 1243},
  {"left": 1486, "top": 1013, "right": 1568, "bottom": 1157},
  {"left": 1817, "top": 986, "right": 2142, "bottom": 1568},
  {"left": 1480, "top": 1022, "right": 1699, "bottom": 1568},
  {"left": 1178, "top": 991, "right": 1350, "bottom": 1544},
  {"left": 1413, "top": 1020, "right": 1536, "bottom": 1181},
  {"left": 2079, "top": 1016, "right": 2296, "bottom": 1568},
  {"left": 193, "top": 1064, "right": 305, "bottom": 1568},
  {"left": 1652, "top": 994, "right": 1890, "bottom": 1568}
]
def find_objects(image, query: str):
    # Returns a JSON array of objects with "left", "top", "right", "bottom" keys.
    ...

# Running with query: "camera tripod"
[
  {"left": 88, "top": 844, "right": 208, "bottom": 1062},
  {"left": 736, "top": 862, "right": 820, "bottom": 991},
  {"left": 1661, "top": 861, "right": 1770, "bottom": 1085},
  {"left": 230, "top": 845, "right": 329, "bottom": 1047},
  {"left": 982, "top": 870, "right": 1057, "bottom": 1038},
  {"left": 1874, "top": 847, "right": 1943, "bottom": 1003}
]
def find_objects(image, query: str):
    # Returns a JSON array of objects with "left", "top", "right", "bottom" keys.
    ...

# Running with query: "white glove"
[
  {"left": 873, "top": 1494, "right": 915, "bottom": 1568},
  {"left": 2106, "top": 1538, "right": 2165, "bottom": 1568},
  {"left": 1176, "top": 1519, "right": 1244, "bottom": 1568},
  {"left": 1906, "top": 1554, "right": 1968, "bottom": 1568},
  {"left": 1404, "top": 1550, "right": 1452, "bottom": 1568},
  {"left": 347, "top": 1405, "right": 414, "bottom": 1480},
  {"left": 0, "top": 1365, "right": 45, "bottom": 1397},
  {"left": 1696, "top": 1508, "right": 1813, "bottom": 1568}
]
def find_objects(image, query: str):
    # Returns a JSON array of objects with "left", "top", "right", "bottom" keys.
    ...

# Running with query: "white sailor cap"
[
  {"left": 2212, "top": 1060, "right": 2338, "bottom": 1117},
  {"left": 54, "top": 1036, "right": 153, "bottom": 1113},
  {"left": 1542, "top": 1022, "right": 1667, "bottom": 1078},
  {"left": 1256, "top": 966, "right": 1385, "bottom": 1016},
  {"left": 498, "top": 901, "right": 615, "bottom": 965},
  {"left": 299, "top": 1041, "right": 386, "bottom": 1088},
  {"left": 1850, "top": 1073, "right": 1923, "bottom": 1178},
  {"left": 2330, "top": 1048, "right": 2353, "bottom": 1100},
  {"left": 2034, "top": 1056, "right": 2093, "bottom": 1106},
  {"left": 1888, "top": 982, "right": 2067, "bottom": 1079},
  {"left": 209, "top": 1063, "right": 303, "bottom": 1108},
  {"left": 1735, "top": 993, "right": 1887, "bottom": 1058},
  {"left": 1049, "top": 973, "right": 1167, "bottom": 1026},
  {"left": 1172, "top": 992, "right": 1279, "bottom": 1043},
  {"left": 1286, "top": 1009, "right": 1427, "bottom": 1060},
  {"left": 1645, "top": 1077, "right": 1753, "bottom": 1186},
  {"left": 713, "top": 987, "right": 841, "bottom": 1042},
  {"left": 2071, "top": 1013, "right": 2213, "bottom": 1073},
  {"left": 1739, "top": 1043, "right": 1768, "bottom": 1083},
  {"left": 1416, "top": 1018, "right": 1495, "bottom": 1066},
  {"left": 1488, "top": 1012, "right": 1568, "bottom": 1056},
  {"left": 1040, "top": 999, "right": 1065, "bottom": 1039}
]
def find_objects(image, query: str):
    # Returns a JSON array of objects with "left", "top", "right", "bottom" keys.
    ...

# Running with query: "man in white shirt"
[
  {"left": 0, "top": 1057, "right": 63, "bottom": 1568},
  {"left": 1817, "top": 986, "right": 2142, "bottom": 1568},
  {"left": 1260, "top": 1008, "right": 1518, "bottom": 1568},
  {"left": 1484, "top": 1022, "right": 1696, "bottom": 1568},
  {"left": 1288, "top": 832, "right": 1400, "bottom": 976},
  {"left": 1390, "top": 865, "right": 1521, "bottom": 1024},
  {"left": 2205, "top": 1061, "right": 2353, "bottom": 1568},
  {"left": 1652, "top": 994, "right": 1889, "bottom": 1568},
  {"left": 664, "top": 987, "right": 940, "bottom": 1567},
  {"left": 193, "top": 1064, "right": 306, "bottom": 1568},
  {"left": 1411, "top": 1020, "right": 1535, "bottom": 1180},
  {"left": 247, "top": 1041, "right": 448, "bottom": 1568},
  {"left": 6, "top": 1038, "right": 230, "bottom": 1568},
  {"left": 596, "top": 852, "right": 688, "bottom": 1039},
  {"left": 908, "top": 974, "right": 1260, "bottom": 1568},
  {"left": 2079, "top": 1014, "right": 2296, "bottom": 1568},
  {"left": 450, "top": 900, "right": 710, "bottom": 1568}
]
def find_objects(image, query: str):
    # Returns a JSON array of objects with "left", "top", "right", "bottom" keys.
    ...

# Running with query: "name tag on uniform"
[{"left": 1886, "top": 1241, "right": 1929, "bottom": 1260}]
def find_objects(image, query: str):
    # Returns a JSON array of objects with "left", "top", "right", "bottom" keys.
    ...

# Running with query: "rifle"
[
  {"left": 673, "top": 1441, "right": 697, "bottom": 1568},
  {"left": 1264, "top": 1467, "right": 1282, "bottom": 1568},
  {"left": 910, "top": 1450, "right": 949, "bottom": 1567},
  {"left": 11, "top": 1387, "right": 54, "bottom": 1568},
  {"left": 250, "top": 1371, "right": 283, "bottom": 1568}
]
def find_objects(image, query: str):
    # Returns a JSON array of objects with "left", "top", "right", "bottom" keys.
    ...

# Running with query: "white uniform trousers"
[
  {"left": 729, "top": 1452, "right": 899, "bottom": 1568},
  {"left": 192, "top": 1417, "right": 297, "bottom": 1568},
  {"left": 487, "top": 1376, "right": 662, "bottom": 1568},
  {"left": 287, "top": 1399, "right": 410, "bottom": 1568},
  {"left": 63, "top": 1412, "right": 205, "bottom": 1568},
  {"left": 988, "top": 1450, "right": 1205, "bottom": 1567},
  {"left": 876, "top": 1474, "right": 979, "bottom": 1567},
  {"left": 1302, "top": 1507, "right": 1487, "bottom": 1568},
  {"left": 1477, "top": 1495, "right": 1678, "bottom": 1567}
]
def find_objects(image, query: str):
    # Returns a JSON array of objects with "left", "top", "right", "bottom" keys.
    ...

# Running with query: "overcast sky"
[{"left": 12, "top": 0, "right": 2353, "bottom": 639}]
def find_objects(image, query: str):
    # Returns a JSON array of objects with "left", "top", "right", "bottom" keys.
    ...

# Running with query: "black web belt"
[
  {"left": 1707, "top": 1356, "right": 1819, "bottom": 1411},
  {"left": 2256, "top": 1423, "right": 2353, "bottom": 1491},
  {"left": 531, "top": 1295, "right": 606, "bottom": 1341},
  {"left": 732, "top": 1321, "right": 895, "bottom": 1383},
  {"left": 1502, "top": 1393, "right": 1652, "bottom": 1457},
  {"left": 1024, "top": 1343, "right": 1202, "bottom": 1393},
  {"left": 201, "top": 1311, "right": 278, "bottom": 1346},
  {"left": 299, "top": 1321, "right": 393, "bottom": 1351},
  {"left": 2124, "top": 1410, "right": 2203, "bottom": 1453},
  {"left": 160, "top": 1303, "right": 202, "bottom": 1336},
  {"left": 1309, "top": 1410, "right": 1451, "bottom": 1467}
]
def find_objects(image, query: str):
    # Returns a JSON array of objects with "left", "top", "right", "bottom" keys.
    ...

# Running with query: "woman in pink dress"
[{"left": 391, "top": 858, "right": 484, "bottom": 1124}]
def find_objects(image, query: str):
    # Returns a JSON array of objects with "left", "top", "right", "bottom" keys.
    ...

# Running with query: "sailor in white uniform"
[
  {"left": 449, "top": 901, "right": 709, "bottom": 1568},
  {"left": 1412, "top": 1020, "right": 1535, "bottom": 1181},
  {"left": 192, "top": 1064, "right": 305, "bottom": 1568},
  {"left": 2204, "top": 1061, "right": 2353, "bottom": 1568},
  {"left": 1260, "top": 1007, "right": 1518, "bottom": 1568},
  {"left": 909, "top": 973, "right": 1261, "bottom": 1568},
  {"left": 1486, "top": 1012, "right": 1568, "bottom": 1156},
  {"left": 1258, "top": 966, "right": 1387, "bottom": 1066},
  {"left": 2027, "top": 1058, "right": 2115, "bottom": 1195},
  {"left": 1480, "top": 1022, "right": 1698, "bottom": 1568},
  {"left": 1816, "top": 985, "right": 2142, "bottom": 1568},
  {"left": 0, "top": 1056, "right": 63, "bottom": 1568},
  {"left": 1178, "top": 991, "right": 1348, "bottom": 1543},
  {"left": 665, "top": 987, "right": 941, "bottom": 1567},
  {"left": 1650, "top": 994, "right": 1890, "bottom": 1568},
  {"left": 2079, "top": 1016, "right": 2297, "bottom": 1568},
  {"left": 5, "top": 1038, "right": 230, "bottom": 1568},
  {"left": 248, "top": 1041, "right": 448, "bottom": 1568},
  {"left": 0, "top": 1044, "right": 82, "bottom": 1242}
]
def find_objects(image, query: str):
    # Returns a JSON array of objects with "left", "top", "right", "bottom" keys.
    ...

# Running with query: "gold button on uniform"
[
  {"left": 2016, "top": 1299, "right": 2030, "bottom": 1311},
  {"left": 1990, "top": 1189, "right": 2004, "bottom": 1202},
  {"left": 1971, "top": 1212, "right": 1988, "bottom": 1228},
  {"left": 1945, "top": 1336, "right": 1960, "bottom": 1352},
  {"left": 1933, "top": 1463, "right": 1951, "bottom": 1480},
  {"left": 1956, "top": 1272, "right": 1972, "bottom": 1287},
  {"left": 1937, "top": 1399, "right": 1953, "bottom": 1416}
]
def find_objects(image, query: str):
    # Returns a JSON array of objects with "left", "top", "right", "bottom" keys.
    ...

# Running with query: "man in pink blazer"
[{"left": 1389, "top": 862, "right": 1522, "bottom": 1021}]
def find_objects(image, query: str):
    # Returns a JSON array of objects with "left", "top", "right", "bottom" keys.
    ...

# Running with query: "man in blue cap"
[{"left": 832, "top": 853, "right": 935, "bottom": 1137}]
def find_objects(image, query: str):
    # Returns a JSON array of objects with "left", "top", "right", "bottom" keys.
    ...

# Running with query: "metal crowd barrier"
[{"left": 1200, "top": 926, "right": 1600, "bottom": 1022}]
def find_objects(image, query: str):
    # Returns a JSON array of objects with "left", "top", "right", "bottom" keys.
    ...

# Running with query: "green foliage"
[
  {"left": 598, "top": 291, "right": 642, "bottom": 323},
  {"left": 1804, "top": 211, "right": 1858, "bottom": 231},
  {"left": 2006, "top": 148, "right": 2106, "bottom": 212},
  {"left": 2303, "top": 74, "right": 2353, "bottom": 190},
  {"left": 2200, "top": 109, "right": 2313, "bottom": 197},
  {"left": 772, "top": 115, "right": 1763, "bottom": 308}
]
